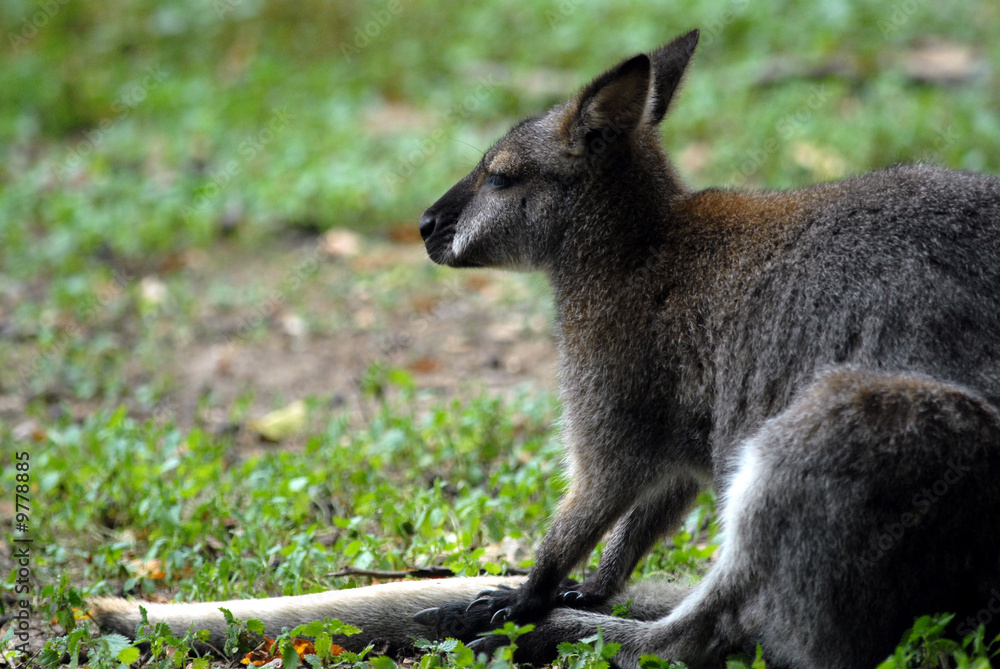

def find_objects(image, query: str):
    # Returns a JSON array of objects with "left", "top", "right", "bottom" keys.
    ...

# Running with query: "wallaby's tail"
[{"left": 91, "top": 576, "right": 526, "bottom": 654}]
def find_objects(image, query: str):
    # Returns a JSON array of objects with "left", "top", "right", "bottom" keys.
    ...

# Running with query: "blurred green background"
[
  {"left": 2, "top": 0, "right": 999, "bottom": 281},
  {"left": 2, "top": 0, "right": 1000, "bottom": 433}
]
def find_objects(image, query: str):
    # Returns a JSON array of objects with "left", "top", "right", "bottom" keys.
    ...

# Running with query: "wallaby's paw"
[
  {"left": 464, "top": 584, "right": 557, "bottom": 630},
  {"left": 557, "top": 578, "right": 610, "bottom": 609},
  {"left": 412, "top": 607, "right": 441, "bottom": 626},
  {"left": 466, "top": 583, "right": 514, "bottom": 613},
  {"left": 558, "top": 589, "right": 599, "bottom": 606},
  {"left": 468, "top": 627, "right": 562, "bottom": 666},
  {"left": 467, "top": 634, "right": 509, "bottom": 657},
  {"left": 464, "top": 586, "right": 523, "bottom": 625},
  {"left": 417, "top": 599, "right": 498, "bottom": 641}
]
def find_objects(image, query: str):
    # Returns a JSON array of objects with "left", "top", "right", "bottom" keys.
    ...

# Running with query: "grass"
[
  {"left": 3, "top": 0, "right": 1000, "bottom": 666},
  {"left": 3, "top": 387, "right": 719, "bottom": 667}
]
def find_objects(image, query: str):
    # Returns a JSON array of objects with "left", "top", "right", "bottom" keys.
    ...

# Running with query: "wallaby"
[{"left": 95, "top": 30, "right": 1000, "bottom": 668}]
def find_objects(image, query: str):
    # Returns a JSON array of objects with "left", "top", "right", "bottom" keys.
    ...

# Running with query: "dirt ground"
[
  {"left": 176, "top": 232, "right": 557, "bottom": 433},
  {"left": 3, "top": 228, "right": 559, "bottom": 445}
]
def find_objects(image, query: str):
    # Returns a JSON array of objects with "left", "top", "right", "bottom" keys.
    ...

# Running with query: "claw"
[
  {"left": 560, "top": 590, "right": 583, "bottom": 602},
  {"left": 469, "top": 636, "right": 502, "bottom": 652},
  {"left": 412, "top": 607, "right": 441, "bottom": 625},
  {"left": 490, "top": 607, "right": 512, "bottom": 625},
  {"left": 467, "top": 596, "right": 492, "bottom": 612},
  {"left": 495, "top": 583, "right": 513, "bottom": 591}
]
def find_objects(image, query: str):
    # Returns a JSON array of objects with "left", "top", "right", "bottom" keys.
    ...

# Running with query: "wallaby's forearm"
[{"left": 573, "top": 475, "right": 702, "bottom": 605}]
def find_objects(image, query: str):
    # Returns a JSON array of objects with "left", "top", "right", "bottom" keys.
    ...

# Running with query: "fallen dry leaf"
[
  {"left": 463, "top": 274, "right": 492, "bottom": 292},
  {"left": 241, "top": 646, "right": 272, "bottom": 666},
  {"left": 128, "top": 558, "right": 167, "bottom": 580},
  {"left": 901, "top": 41, "right": 984, "bottom": 85},
  {"left": 250, "top": 400, "right": 307, "bottom": 442},
  {"left": 294, "top": 638, "right": 317, "bottom": 657},
  {"left": 52, "top": 608, "right": 92, "bottom": 627},
  {"left": 407, "top": 356, "right": 441, "bottom": 374},
  {"left": 241, "top": 637, "right": 322, "bottom": 666},
  {"left": 140, "top": 276, "right": 168, "bottom": 306},
  {"left": 792, "top": 141, "right": 847, "bottom": 180},
  {"left": 320, "top": 229, "right": 362, "bottom": 258},
  {"left": 387, "top": 224, "right": 423, "bottom": 244},
  {"left": 12, "top": 420, "right": 46, "bottom": 442}
]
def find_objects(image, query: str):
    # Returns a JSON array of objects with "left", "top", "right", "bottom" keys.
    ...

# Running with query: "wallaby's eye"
[{"left": 485, "top": 173, "right": 514, "bottom": 190}]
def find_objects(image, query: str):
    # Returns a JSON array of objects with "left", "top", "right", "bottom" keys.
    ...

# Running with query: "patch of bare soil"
[
  {"left": 161, "top": 232, "right": 558, "bottom": 440},
  {"left": 0, "top": 229, "right": 558, "bottom": 449}
]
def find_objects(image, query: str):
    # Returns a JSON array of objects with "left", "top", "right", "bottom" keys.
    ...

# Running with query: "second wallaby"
[{"left": 95, "top": 29, "right": 1000, "bottom": 669}]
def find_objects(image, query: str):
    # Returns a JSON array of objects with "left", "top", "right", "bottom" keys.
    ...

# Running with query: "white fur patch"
[
  {"left": 451, "top": 200, "right": 500, "bottom": 260},
  {"left": 662, "top": 440, "right": 763, "bottom": 623},
  {"left": 451, "top": 216, "right": 477, "bottom": 258},
  {"left": 717, "top": 438, "right": 763, "bottom": 562}
]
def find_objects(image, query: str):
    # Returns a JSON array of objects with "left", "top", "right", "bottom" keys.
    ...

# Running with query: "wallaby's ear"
[
  {"left": 646, "top": 29, "right": 699, "bottom": 125},
  {"left": 560, "top": 53, "right": 651, "bottom": 156}
]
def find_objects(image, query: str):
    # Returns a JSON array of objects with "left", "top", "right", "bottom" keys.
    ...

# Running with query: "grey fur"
[{"left": 418, "top": 29, "right": 1000, "bottom": 667}]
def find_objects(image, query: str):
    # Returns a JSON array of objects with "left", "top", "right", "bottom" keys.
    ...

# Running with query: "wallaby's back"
[{"left": 665, "top": 164, "right": 1000, "bottom": 475}]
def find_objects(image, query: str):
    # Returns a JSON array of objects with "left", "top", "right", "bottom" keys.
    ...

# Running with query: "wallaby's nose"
[{"left": 419, "top": 211, "right": 437, "bottom": 241}]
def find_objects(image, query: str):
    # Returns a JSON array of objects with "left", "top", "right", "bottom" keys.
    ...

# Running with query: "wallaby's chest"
[{"left": 553, "top": 281, "right": 715, "bottom": 468}]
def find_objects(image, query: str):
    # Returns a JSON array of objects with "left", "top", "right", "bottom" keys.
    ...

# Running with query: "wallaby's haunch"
[{"left": 94, "top": 30, "right": 1000, "bottom": 668}]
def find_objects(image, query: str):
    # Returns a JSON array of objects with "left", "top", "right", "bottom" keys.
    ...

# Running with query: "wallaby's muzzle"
[
  {"left": 419, "top": 172, "right": 478, "bottom": 267},
  {"left": 418, "top": 204, "right": 454, "bottom": 265},
  {"left": 418, "top": 210, "right": 438, "bottom": 241}
]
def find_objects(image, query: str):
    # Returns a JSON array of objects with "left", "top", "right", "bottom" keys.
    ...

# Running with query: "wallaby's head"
[{"left": 419, "top": 30, "right": 699, "bottom": 272}]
